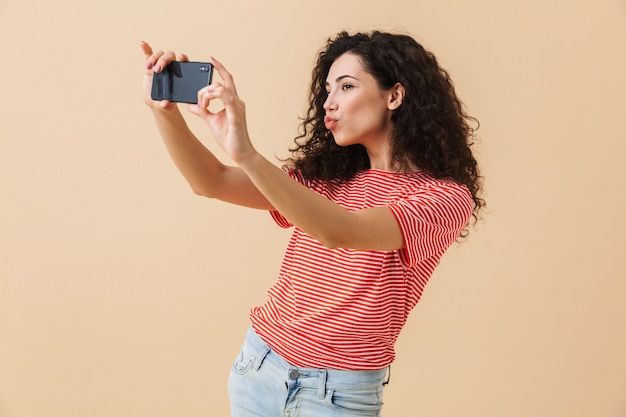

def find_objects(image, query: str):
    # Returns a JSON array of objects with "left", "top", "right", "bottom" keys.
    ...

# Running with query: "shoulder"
[
  {"left": 353, "top": 169, "right": 470, "bottom": 196},
  {"left": 390, "top": 171, "right": 474, "bottom": 225},
  {"left": 402, "top": 170, "right": 471, "bottom": 198}
]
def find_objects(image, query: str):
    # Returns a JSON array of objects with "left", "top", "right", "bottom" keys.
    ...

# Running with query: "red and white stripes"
[{"left": 250, "top": 169, "right": 473, "bottom": 370}]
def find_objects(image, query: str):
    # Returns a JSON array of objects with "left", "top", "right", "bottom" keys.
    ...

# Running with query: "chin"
[{"left": 332, "top": 134, "right": 358, "bottom": 147}]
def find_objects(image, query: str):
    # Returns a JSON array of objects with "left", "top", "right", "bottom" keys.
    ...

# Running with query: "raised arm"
[
  {"left": 140, "top": 41, "right": 273, "bottom": 210},
  {"left": 186, "top": 58, "right": 405, "bottom": 251}
]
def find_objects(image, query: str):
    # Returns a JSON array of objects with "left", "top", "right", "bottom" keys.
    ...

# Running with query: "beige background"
[{"left": 1, "top": 0, "right": 625, "bottom": 416}]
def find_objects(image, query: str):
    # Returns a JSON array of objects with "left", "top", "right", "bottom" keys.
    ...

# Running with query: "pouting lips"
[{"left": 324, "top": 116, "right": 337, "bottom": 130}]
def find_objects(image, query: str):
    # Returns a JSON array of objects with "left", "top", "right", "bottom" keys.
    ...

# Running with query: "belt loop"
[
  {"left": 383, "top": 365, "right": 391, "bottom": 386},
  {"left": 252, "top": 345, "right": 270, "bottom": 371},
  {"left": 318, "top": 369, "right": 328, "bottom": 399}
]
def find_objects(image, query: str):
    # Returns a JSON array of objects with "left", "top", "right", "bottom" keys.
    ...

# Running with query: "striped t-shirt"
[{"left": 250, "top": 168, "right": 473, "bottom": 370}]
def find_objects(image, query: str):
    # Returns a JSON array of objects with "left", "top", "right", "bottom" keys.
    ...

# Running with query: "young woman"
[{"left": 141, "top": 30, "right": 484, "bottom": 417}]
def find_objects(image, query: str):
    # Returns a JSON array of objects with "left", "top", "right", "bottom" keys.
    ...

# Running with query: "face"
[{"left": 323, "top": 53, "right": 396, "bottom": 148}]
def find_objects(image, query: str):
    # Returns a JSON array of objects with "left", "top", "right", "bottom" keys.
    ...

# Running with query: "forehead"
[{"left": 326, "top": 53, "right": 367, "bottom": 81}]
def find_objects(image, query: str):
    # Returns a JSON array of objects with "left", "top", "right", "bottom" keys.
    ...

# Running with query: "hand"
[
  {"left": 139, "top": 41, "right": 189, "bottom": 111},
  {"left": 188, "top": 58, "right": 256, "bottom": 164}
]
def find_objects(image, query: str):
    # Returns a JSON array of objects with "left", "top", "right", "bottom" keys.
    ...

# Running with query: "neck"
[{"left": 366, "top": 142, "right": 417, "bottom": 173}]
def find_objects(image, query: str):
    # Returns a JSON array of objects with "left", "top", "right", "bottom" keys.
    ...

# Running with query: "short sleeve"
[
  {"left": 269, "top": 168, "right": 314, "bottom": 229},
  {"left": 270, "top": 208, "right": 293, "bottom": 228},
  {"left": 387, "top": 183, "right": 473, "bottom": 268}
]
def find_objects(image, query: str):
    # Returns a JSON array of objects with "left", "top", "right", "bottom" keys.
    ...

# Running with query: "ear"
[{"left": 387, "top": 83, "right": 405, "bottom": 111}]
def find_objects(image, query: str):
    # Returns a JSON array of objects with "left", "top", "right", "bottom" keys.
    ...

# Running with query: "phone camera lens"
[{"left": 199, "top": 66, "right": 209, "bottom": 72}]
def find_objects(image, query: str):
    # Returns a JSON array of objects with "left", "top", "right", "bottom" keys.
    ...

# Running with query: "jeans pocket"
[
  {"left": 326, "top": 387, "right": 383, "bottom": 416},
  {"left": 231, "top": 336, "right": 271, "bottom": 376},
  {"left": 231, "top": 346, "right": 255, "bottom": 375}
]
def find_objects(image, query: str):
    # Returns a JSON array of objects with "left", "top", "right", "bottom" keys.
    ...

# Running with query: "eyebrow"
[{"left": 325, "top": 74, "right": 360, "bottom": 86}]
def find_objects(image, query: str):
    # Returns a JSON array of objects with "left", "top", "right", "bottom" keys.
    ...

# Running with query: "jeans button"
[{"left": 288, "top": 369, "right": 299, "bottom": 379}]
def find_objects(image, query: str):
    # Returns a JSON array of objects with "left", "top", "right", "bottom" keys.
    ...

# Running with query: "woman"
[{"left": 141, "top": 30, "right": 484, "bottom": 417}]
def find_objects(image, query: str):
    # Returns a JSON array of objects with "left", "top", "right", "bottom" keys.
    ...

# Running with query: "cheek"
[
  {"left": 341, "top": 93, "right": 390, "bottom": 128},
  {"left": 345, "top": 100, "right": 376, "bottom": 121},
  {"left": 354, "top": 103, "right": 389, "bottom": 126}
]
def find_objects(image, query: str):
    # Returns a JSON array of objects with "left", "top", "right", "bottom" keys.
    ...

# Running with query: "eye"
[{"left": 341, "top": 83, "right": 354, "bottom": 91}]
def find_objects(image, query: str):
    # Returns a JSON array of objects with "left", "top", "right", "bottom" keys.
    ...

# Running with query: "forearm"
[
  {"left": 240, "top": 153, "right": 345, "bottom": 245},
  {"left": 151, "top": 107, "right": 226, "bottom": 197},
  {"left": 238, "top": 152, "right": 403, "bottom": 250}
]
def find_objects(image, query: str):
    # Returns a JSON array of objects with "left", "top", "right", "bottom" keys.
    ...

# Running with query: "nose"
[{"left": 323, "top": 91, "right": 337, "bottom": 111}]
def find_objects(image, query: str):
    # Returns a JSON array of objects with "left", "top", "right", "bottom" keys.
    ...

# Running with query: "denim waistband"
[{"left": 242, "top": 326, "right": 390, "bottom": 391}]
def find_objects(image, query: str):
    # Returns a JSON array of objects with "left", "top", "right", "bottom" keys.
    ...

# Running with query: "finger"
[
  {"left": 140, "top": 41, "right": 160, "bottom": 70},
  {"left": 153, "top": 50, "right": 176, "bottom": 73},
  {"left": 145, "top": 50, "right": 164, "bottom": 71},
  {"left": 209, "top": 57, "right": 238, "bottom": 95},
  {"left": 197, "top": 83, "right": 235, "bottom": 109},
  {"left": 197, "top": 85, "right": 219, "bottom": 109},
  {"left": 188, "top": 103, "right": 211, "bottom": 119},
  {"left": 160, "top": 100, "right": 175, "bottom": 110},
  {"left": 139, "top": 41, "right": 154, "bottom": 59},
  {"left": 177, "top": 53, "right": 189, "bottom": 62}
]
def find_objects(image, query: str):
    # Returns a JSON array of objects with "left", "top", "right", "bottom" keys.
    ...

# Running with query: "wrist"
[{"left": 236, "top": 147, "right": 263, "bottom": 170}]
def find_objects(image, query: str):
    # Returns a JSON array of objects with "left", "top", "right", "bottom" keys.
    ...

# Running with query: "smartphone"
[{"left": 151, "top": 61, "right": 214, "bottom": 104}]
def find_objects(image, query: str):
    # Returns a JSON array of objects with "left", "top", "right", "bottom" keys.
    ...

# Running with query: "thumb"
[
  {"left": 187, "top": 103, "right": 210, "bottom": 119},
  {"left": 187, "top": 104, "right": 208, "bottom": 117}
]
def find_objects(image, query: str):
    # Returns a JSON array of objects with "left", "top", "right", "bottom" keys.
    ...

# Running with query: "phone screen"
[{"left": 151, "top": 61, "right": 214, "bottom": 104}]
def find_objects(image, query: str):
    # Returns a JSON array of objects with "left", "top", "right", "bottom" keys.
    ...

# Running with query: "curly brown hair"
[{"left": 286, "top": 31, "right": 485, "bottom": 223}]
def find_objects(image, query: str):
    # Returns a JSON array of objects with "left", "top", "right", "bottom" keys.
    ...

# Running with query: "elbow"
[
  {"left": 319, "top": 240, "right": 341, "bottom": 250},
  {"left": 188, "top": 165, "right": 228, "bottom": 200},
  {"left": 315, "top": 218, "right": 360, "bottom": 250},
  {"left": 189, "top": 183, "right": 218, "bottom": 199},
  {"left": 316, "top": 232, "right": 348, "bottom": 250},
  {"left": 319, "top": 239, "right": 339, "bottom": 250}
]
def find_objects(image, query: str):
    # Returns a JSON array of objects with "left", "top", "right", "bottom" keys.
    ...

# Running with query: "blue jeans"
[{"left": 228, "top": 327, "right": 389, "bottom": 417}]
